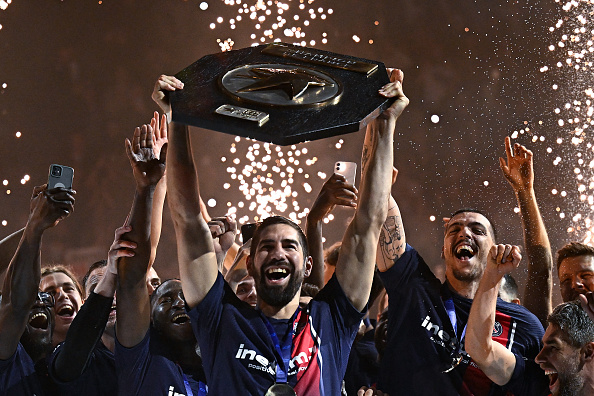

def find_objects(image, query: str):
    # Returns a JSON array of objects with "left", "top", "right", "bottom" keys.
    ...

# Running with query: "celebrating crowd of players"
[{"left": 1, "top": 69, "right": 594, "bottom": 396}]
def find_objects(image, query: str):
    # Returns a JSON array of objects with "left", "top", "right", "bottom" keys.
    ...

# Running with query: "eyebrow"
[
  {"left": 446, "top": 221, "right": 487, "bottom": 231},
  {"left": 259, "top": 238, "right": 300, "bottom": 246}
]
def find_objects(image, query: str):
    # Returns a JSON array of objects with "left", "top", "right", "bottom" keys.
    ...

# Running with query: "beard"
[
  {"left": 557, "top": 368, "right": 584, "bottom": 396},
  {"left": 256, "top": 261, "right": 304, "bottom": 308}
]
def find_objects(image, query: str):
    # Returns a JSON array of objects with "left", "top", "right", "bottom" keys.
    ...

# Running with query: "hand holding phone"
[
  {"left": 335, "top": 161, "right": 357, "bottom": 186},
  {"left": 48, "top": 164, "right": 74, "bottom": 189}
]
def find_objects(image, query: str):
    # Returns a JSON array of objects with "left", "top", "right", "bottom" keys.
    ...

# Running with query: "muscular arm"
[
  {"left": 466, "top": 244, "right": 522, "bottom": 385},
  {"left": 376, "top": 168, "right": 406, "bottom": 272},
  {"left": 500, "top": 137, "right": 552, "bottom": 324},
  {"left": 0, "top": 186, "right": 74, "bottom": 359},
  {"left": 335, "top": 69, "right": 409, "bottom": 311},
  {"left": 166, "top": 122, "right": 218, "bottom": 309},
  {"left": 116, "top": 125, "right": 166, "bottom": 348}
]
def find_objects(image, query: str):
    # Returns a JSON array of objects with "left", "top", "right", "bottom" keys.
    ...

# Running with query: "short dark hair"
[
  {"left": 556, "top": 242, "right": 594, "bottom": 273},
  {"left": 82, "top": 260, "right": 108, "bottom": 295},
  {"left": 41, "top": 265, "right": 83, "bottom": 298},
  {"left": 300, "top": 282, "right": 320, "bottom": 298},
  {"left": 548, "top": 300, "right": 594, "bottom": 348},
  {"left": 249, "top": 216, "right": 309, "bottom": 259},
  {"left": 323, "top": 242, "right": 341, "bottom": 267},
  {"left": 149, "top": 278, "right": 181, "bottom": 308},
  {"left": 448, "top": 208, "right": 497, "bottom": 242}
]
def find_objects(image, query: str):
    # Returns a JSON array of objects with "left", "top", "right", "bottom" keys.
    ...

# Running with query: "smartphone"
[
  {"left": 48, "top": 164, "right": 74, "bottom": 189},
  {"left": 335, "top": 161, "right": 357, "bottom": 186},
  {"left": 241, "top": 222, "right": 258, "bottom": 243}
]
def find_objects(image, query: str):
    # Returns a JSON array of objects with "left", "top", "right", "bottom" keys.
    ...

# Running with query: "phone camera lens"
[{"left": 51, "top": 166, "right": 62, "bottom": 177}]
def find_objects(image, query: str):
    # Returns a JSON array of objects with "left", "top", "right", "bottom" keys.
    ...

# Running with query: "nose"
[
  {"left": 572, "top": 276, "right": 585, "bottom": 291},
  {"left": 172, "top": 294, "right": 185, "bottom": 308},
  {"left": 54, "top": 287, "right": 70, "bottom": 302},
  {"left": 269, "top": 243, "right": 287, "bottom": 261}
]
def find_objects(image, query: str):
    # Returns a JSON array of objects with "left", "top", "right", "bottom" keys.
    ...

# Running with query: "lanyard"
[
  {"left": 176, "top": 365, "right": 194, "bottom": 396},
  {"left": 443, "top": 297, "right": 467, "bottom": 348},
  {"left": 260, "top": 308, "right": 300, "bottom": 384}
]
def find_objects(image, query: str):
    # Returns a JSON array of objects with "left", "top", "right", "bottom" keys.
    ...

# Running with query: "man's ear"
[
  {"left": 304, "top": 256, "right": 313, "bottom": 278},
  {"left": 582, "top": 342, "right": 594, "bottom": 363},
  {"left": 246, "top": 255, "right": 254, "bottom": 276}
]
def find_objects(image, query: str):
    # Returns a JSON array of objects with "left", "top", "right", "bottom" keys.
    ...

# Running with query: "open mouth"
[
  {"left": 454, "top": 245, "right": 475, "bottom": 260},
  {"left": 171, "top": 313, "right": 190, "bottom": 325},
  {"left": 28, "top": 312, "right": 49, "bottom": 329},
  {"left": 56, "top": 304, "right": 74, "bottom": 318},
  {"left": 545, "top": 370, "right": 559, "bottom": 392},
  {"left": 264, "top": 267, "right": 290, "bottom": 283}
]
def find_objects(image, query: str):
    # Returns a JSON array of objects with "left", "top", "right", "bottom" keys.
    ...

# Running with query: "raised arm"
[
  {"left": 465, "top": 244, "right": 522, "bottom": 385},
  {"left": 116, "top": 124, "right": 166, "bottom": 348},
  {"left": 153, "top": 75, "right": 218, "bottom": 309},
  {"left": 0, "top": 185, "right": 74, "bottom": 359},
  {"left": 500, "top": 137, "right": 552, "bottom": 324},
  {"left": 306, "top": 173, "right": 358, "bottom": 288},
  {"left": 376, "top": 168, "right": 406, "bottom": 272},
  {"left": 149, "top": 112, "right": 168, "bottom": 267},
  {"left": 335, "top": 69, "right": 409, "bottom": 310},
  {"left": 0, "top": 228, "right": 25, "bottom": 278},
  {"left": 51, "top": 225, "right": 135, "bottom": 381}
]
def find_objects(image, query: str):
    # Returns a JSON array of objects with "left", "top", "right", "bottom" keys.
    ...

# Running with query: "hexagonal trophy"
[{"left": 169, "top": 43, "right": 395, "bottom": 145}]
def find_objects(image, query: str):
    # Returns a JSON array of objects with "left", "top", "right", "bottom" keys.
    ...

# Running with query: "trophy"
[{"left": 169, "top": 43, "right": 395, "bottom": 145}]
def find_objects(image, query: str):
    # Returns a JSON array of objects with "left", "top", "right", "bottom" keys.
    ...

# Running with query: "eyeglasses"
[{"left": 37, "top": 291, "right": 54, "bottom": 307}]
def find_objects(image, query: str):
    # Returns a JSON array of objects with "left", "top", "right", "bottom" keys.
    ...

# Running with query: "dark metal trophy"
[{"left": 169, "top": 43, "right": 395, "bottom": 145}]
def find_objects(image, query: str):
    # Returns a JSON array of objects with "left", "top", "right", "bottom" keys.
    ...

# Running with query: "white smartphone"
[
  {"left": 335, "top": 161, "right": 357, "bottom": 186},
  {"left": 48, "top": 164, "right": 74, "bottom": 189}
]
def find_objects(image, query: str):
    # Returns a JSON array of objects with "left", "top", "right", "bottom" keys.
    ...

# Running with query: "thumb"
[{"left": 159, "top": 142, "right": 168, "bottom": 165}]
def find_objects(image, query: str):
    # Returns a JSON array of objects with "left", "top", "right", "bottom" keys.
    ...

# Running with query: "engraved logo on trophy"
[{"left": 219, "top": 64, "right": 342, "bottom": 107}]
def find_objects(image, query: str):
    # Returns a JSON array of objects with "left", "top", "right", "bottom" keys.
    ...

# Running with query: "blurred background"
[{"left": 1, "top": 0, "right": 591, "bottom": 306}]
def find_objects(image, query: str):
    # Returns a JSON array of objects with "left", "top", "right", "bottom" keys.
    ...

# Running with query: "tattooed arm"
[
  {"left": 362, "top": 128, "right": 406, "bottom": 273},
  {"left": 376, "top": 186, "right": 406, "bottom": 272}
]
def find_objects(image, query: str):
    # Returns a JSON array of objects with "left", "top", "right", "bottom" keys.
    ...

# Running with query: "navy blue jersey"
[
  {"left": 0, "top": 343, "right": 56, "bottom": 395},
  {"left": 189, "top": 272, "right": 364, "bottom": 395},
  {"left": 378, "top": 244, "right": 549, "bottom": 396},
  {"left": 48, "top": 341, "right": 116, "bottom": 395},
  {"left": 115, "top": 329, "right": 206, "bottom": 396}
]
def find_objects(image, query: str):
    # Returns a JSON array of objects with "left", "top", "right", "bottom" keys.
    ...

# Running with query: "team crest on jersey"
[{"left": 492, "top": 321, "right": 503, "bottom": 337}]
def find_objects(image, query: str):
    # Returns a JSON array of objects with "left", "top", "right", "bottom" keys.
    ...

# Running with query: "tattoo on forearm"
[
  {"left": 379, "top": 215, "right": 403, "bottom": 263},
  {"left": 361, "top": 145, "right": 370, "bottom": 173}
]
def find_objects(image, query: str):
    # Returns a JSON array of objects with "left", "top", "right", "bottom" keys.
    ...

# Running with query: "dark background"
[{"left": 0, "top": 0, "right": 587, "bottom": 305}]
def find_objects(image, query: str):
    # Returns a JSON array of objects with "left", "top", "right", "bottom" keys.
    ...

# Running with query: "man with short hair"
[
  {"left": 0, "top": 184, "right": 75, "bottom": 394},
  {"left": 535, "top": 301, "right": 594, "bottom": 396},
  {"left": 377, "top": 201, "right": 546, "bottom": 395},
  {"left": 159, "top": 66, "right": 408, "bottom": 394},
  {"left": 556, "top": 241, "right": 594, "bottom": 302}
]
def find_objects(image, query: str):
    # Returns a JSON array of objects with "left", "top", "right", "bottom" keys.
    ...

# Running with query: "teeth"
[
  {"left": 545, "top": 370, "right": 557, "bottom": 376},
  {"left": 57, "top": 305, "right": 74, "bottom": 316},
  {"left": 29, "top": 312, "right": 47, "bottom": 322},
  {"left": 172, "top": 313, "right": 189, "bottom": 322},
  {"left": 266, "top": 268, "right": 288, "bottom": 274},
  {"left": 456, "top": 245, "right": 474, "bottom": 254}
]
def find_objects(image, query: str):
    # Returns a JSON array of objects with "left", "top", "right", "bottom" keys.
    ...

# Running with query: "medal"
[{"left": 265, "top": 383, "right": 297, "bottom": 396}]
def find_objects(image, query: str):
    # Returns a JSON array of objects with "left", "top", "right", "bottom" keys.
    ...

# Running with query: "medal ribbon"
[
  {"left": 443, "top": 297, "right": 467, "bottom": 352},
  {"left": 260, "top": 307, "right": 300, "bottom": 384}
]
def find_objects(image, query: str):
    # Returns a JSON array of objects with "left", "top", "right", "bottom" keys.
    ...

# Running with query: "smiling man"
[
  {"left": 556, "top": 242, "right": 594, "bottom": 303},
  {"left": 0, "top": 184, "right": 74, "bottom": 395},
  {"left": 535, "top": 301, "right": 594, "bottom": 396},
  {"left": 376, "top": 204, "right": 546, "bottom": 395},
  {"left": 158, "top": 66, "right": 408, "bottom": 394}
]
